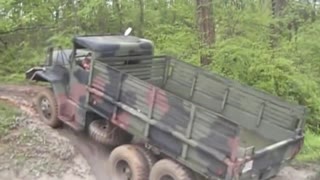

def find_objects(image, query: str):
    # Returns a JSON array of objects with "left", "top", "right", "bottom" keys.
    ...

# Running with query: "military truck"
[{"left": 25, "top": 29, "right": 306, "bottom": 180}]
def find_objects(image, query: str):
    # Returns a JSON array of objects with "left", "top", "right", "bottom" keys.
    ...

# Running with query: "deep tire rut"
[{"left": 0, "top": 84, "right": 109, "bottom": 180}]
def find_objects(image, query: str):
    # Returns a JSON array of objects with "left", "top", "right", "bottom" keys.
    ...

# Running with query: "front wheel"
[{"left": 35, "top": 88, "right": 61, "bottom": 128}]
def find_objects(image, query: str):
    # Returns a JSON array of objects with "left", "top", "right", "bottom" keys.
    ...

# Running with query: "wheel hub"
[
  {"left": 116, "top": 160, "right": 132, "bottom": 180},
  {"left": 40, "top": 97, "right": 52, "bottom": 119}
]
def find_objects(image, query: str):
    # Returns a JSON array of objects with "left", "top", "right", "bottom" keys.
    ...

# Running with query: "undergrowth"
[
  {"left": 297, "top": 130, "right": 320, "bottom": 162},
  {"left": 0, "top": 101, "right": 20, "bottom": 137},
  {"left": 0, "top": 45, "right": 43, "bottom": 83}
]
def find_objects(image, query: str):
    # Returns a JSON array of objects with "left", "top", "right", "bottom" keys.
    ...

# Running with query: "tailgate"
[{"left": 241, "top": 134, "right": 304, "bottom": 179}]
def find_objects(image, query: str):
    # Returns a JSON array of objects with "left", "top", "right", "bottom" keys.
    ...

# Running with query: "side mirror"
[{"left": 124, "top": 27, "right": 133, "bottom": 36}]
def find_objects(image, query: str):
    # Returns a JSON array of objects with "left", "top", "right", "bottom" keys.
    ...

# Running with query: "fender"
[
  {"left": 25, "top": 65, "right": 69, "bottom": 84},
  {"left": 25, "top": 65, "right": 70, "bottom": 106},
  {"left": 26, "top": 65, "right": 83, "bottom": 128}
]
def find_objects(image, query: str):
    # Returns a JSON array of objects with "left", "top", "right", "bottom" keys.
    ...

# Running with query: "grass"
[
  {"left": 0, "top": 101, "right": 20, "bottom": 138},
  {"left": 0, "top": 102, "right": 74, "bottom": 177},
  {"left": 0, "top": 73, "right": 26, "bottom": 84},
  {"left": 0, "top": 73, "right": 40, "bottom": 85},
  {"left": 0, "top": 47, "right": 43, "bottom": 84},
  {"left": 297, "top": 129, "right": 320, "bottom": 162}
]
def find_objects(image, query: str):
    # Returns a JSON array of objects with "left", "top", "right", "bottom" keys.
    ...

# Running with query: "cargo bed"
[{"left": 86, "top": 56, "right": 306, "bottom": 179}]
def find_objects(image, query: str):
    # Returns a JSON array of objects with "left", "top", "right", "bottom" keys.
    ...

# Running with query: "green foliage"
[
  {"left": 145, "top": 24, "right": 201, "bottom": 66},
  {"left": 297, "top": 129, "right": 320, "bottom": 162},
  {"left": 0, "top": 44, "right": 43, "bottom": 83},
  {"left": 0, "top": 101, "right": 20, "bottom": 137},
  {"left": 1, "top": 0, "right": 320, "bottom": 162}
]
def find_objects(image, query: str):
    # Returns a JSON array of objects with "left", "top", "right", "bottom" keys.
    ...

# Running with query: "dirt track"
[{"left": 0, "top": 84, "right": 317, "bottom": 180}]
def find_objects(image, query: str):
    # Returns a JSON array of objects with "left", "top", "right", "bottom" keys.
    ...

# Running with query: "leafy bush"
[{"left": 297, "top": 129, "right": 320, "bottom": 162}]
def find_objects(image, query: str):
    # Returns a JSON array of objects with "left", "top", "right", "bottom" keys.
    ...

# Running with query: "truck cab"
[{"left": 26, "top": 31, "right": 154, "bottom": 130}]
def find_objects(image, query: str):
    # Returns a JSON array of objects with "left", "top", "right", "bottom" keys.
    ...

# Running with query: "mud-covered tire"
[
  {"left": 88, "top": 120, "right": 132, "bottom": 146},
  {"left": 149, "top": 159, "right": 194, "bottom": 180},
  {"left": 35, "top": 87, "right": 61, "bottom": 128},
  {"left": 135, "top": 145, "right": 157, "bottom": 171},
  {"left": 109, "top": 144, "right": 149, "bottom": 180}
]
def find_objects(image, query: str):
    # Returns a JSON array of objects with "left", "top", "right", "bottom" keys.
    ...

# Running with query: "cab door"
[
  {"left": 68, "top": 48, "right": 91, "bottom": 104},
  {"left": 63, "top": 48, "right": 91, "bottom": 129}
]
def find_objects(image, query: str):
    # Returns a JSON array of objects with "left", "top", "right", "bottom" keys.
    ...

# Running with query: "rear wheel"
[
  {"left": 88, "top": 120, "right": 132, "bottom": 146},
  {"left": 35, "top": 88, "right": 61, "bottom": 128},
  {"left": 135, "top": 145, "right": 157, "bottom": 171},
  {"left": 109, "top": 144, "right": 149, "bottom": 180},
  {"left": 149, "top": 159, "right": 194, "bottom": 180}
]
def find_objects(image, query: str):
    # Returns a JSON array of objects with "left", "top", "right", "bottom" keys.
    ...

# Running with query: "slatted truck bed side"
[{"left": 86, "top": 56, "right": 306, "bottom": 180}]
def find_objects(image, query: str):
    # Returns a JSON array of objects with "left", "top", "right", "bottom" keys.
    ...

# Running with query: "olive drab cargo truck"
[{"left": 25, "top": 32, "right": 306, "bottom": 180}]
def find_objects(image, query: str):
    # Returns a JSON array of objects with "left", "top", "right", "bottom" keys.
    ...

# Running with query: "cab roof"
[{"left": 72, "top": 35, "right": 154, "bottom": 57}]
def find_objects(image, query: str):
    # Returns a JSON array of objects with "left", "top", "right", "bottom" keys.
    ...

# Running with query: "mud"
[
  {"left": 273, "top": 166, "right": 317, "bottom": 180},
  {"left": 0, "top": 84, "right": 317, "bottom": 180},
  {"left": 56, "top": 127, "right": 112, "bottom": 180},
  {"left": 0, "top": 85, "right": 104, "bottom": 180}
]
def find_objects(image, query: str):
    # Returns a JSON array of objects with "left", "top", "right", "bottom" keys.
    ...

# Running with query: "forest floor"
[{"left": 0, "top": 84, "right": 318, "bottom": 180}]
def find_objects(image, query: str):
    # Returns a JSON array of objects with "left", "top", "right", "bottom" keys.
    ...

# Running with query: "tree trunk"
[
  {"left": 196, "top": 0, "right": 215, "bottom": 66},
  {"left": 113, "top": 0, "right": 123, "bottom": 32},
  {"left": 312, "top": 0, "right": 317, "bottom": 22},
  {"left": 270, "top": 0, "right": 287, "bottom": 49},
  {"left": 271, "top": 0, "right": 287, "bottom": 17},
  {"left": 137, "top": 0, "right": 144, "bottom": 37}
]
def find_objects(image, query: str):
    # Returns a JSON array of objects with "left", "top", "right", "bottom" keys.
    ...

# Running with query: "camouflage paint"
[
  {"left": 69, "top": 34, "right": 153, "bottom": 128},
  {"left": 162, "top": 59, "right": 307, "bottom": 179},
  {"left": 85, "top": 57, "right": 244, "bottom": 180},
  {"left": 27, "top": 34, "right": 306, "bottom": 180},
  {"left": 86, "top": 55, "right": 306, "bottom": 180},
  {"left": 73, "top": 35, "right": 154, "bottom": 58},
  {"left": 27, "top": 35, "right": 153, "bottom": 130}
]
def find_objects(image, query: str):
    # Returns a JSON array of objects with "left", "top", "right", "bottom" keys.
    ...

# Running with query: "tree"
[
  {"left": 1, "top": 0, "right": 320, "bottom": 134},
  {"left": 195, "top": 0, "right": 215, "bottom": 66},
  {"left": 136, "top": 0, "right": 145, "bottom": 37},
  {"left": 270, "top": 0, "right": 287, "bottom": 50}
]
